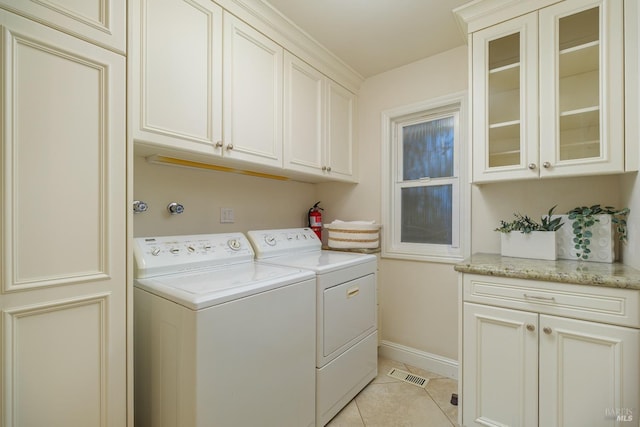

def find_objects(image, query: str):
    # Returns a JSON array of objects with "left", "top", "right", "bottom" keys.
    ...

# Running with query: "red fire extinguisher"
[{"left": 308, "top": 201, "right": 323, "bottom": 240}]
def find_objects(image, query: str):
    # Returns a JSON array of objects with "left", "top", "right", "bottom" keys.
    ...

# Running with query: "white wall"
[
  {"left": 318, "top": 46, "right": 469, "bottom": 361},
  {"left": 133, "top": 155, "right": 318, "bottom": 237},
  {"left": 319, "top": 42, "right": 636, "bottom": 365}
]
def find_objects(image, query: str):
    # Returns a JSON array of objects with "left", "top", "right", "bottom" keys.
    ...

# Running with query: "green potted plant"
[
  {"left": 558, "top": 205, "right": 629, "bottom": 262},
  {"left": 495, "top": 206, "right": 564, "bottom": 260}
]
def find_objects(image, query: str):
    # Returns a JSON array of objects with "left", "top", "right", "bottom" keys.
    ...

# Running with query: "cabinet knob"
[
  {"left": 215, "top": 141, "right": 223, "bottom": 148},
  {"left": 526, "top": 324, "right": 536, "bottom": 332},
  {"left": 327, "top": 166, "right": 332, "bottom": 172},
  {"left": 543, "top": 327, "right": 552, "bottom": 335},
  {"left": 528, "top": 163, "right": 537, "bottom": 170},
  {"left": 226, "top": 144, "right": 234, "bottom": 150},
  {"left": 543, "top": 161, "right": 551, "bottom": 168},
  {"left": 322, "top": 166, "right": 327, "bottom": 171}
]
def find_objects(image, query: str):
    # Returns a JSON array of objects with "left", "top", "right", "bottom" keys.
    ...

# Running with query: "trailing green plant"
[
  {"left": 566, "top": 205, "right": 630, "bottom": 261},
  {"left": 495, "top": 206, "right": 564, "bottom": 234}
]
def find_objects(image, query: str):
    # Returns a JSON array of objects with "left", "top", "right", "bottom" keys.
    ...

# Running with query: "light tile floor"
[{"left": 326, "top": 356, "right": 459, "bottom": 427}]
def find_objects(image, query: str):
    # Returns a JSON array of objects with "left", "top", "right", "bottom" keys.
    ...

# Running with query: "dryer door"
[{"left": 322, "top": 273, "right": 376, "bottom": 362}]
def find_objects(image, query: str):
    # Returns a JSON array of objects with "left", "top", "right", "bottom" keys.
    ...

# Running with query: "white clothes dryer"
[
  {"left": 247, "top": 228, "right": 378, "bottom": 426},
  {"left": 133, "top": 233, "right": 316, "bottom": 427}
]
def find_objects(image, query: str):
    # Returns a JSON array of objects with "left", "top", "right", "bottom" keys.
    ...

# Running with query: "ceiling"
[{"left": 264, "top": 0, "right": 473, "bottom": 78}]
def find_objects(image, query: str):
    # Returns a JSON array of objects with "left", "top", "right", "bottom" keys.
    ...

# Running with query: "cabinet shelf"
[
  {"left": 560, "top": 106, "right": 599, "bottom": 129},
  {"left": 559, "top": 40, "right": 599, "bottom": 77},
  {"left": 489, "top": 63, "right": 520, "bottom": 92},
  {"left": 489, "top": 119, "right": 520, "bottom": 130}
]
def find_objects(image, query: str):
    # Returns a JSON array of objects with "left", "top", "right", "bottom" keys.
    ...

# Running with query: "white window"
[{"left": 381, "top": 93, "right": 469, "bottom": 263}]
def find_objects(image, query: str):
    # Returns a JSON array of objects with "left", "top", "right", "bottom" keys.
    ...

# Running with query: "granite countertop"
[{"left": 454, "top": 253, "right": 640, "bottom": 290}]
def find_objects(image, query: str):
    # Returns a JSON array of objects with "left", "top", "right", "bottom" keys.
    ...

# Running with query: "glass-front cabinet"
[
  {"left": 471, "top": 0, "right": 624, "bottom": 183},
  {"left": 472, "top": 13, "right": 538, "bottom": 181}
]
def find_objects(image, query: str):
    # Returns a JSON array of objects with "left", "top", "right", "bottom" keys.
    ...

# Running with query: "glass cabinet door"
[
  {"left": 539, "top": 0, "right": 623, "bottom": 177},
  {"left": 472, "top": 13, "right": 538, "bottom": 182}
]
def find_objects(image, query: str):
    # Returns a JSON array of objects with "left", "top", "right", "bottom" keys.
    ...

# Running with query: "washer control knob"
[
  {"left": 187, "top": 245, "right": 196, "bottom": 253},
  {"left": 170, "top": 247, "right": 180, "bottom": 254},
  {"left": 151, "top": 247, "right": 161, "bottom": 256},
  {"left": 228, "top": 239, "right": 242, "bottom": 251},
  {"left": 265, "top": 235, "right": 277, "bottom": 246}
]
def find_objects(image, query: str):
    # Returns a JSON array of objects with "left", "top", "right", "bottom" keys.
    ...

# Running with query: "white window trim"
[{"left": 381, "top": 91, "right": 470, "bottom": 263}]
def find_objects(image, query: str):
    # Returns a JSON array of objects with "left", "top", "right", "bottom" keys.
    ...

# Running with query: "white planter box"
[
  {"left": 500, "top": 231, "right": 558, "bottom": 261},
  {"left": 553, "top": 214, "right": 615, "bottom": 263}
]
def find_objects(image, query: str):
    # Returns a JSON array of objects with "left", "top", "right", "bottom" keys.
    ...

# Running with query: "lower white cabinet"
[{"left": 461, "top": 274, "right": 640, "bottom": 427}]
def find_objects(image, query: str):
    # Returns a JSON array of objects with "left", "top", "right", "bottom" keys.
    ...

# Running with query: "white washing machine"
[
  {"left": 133, "top": 233, "right": 316, "bottom": 427},
  {"left": 247, "top": 228, "right": 378, "bottom": 426}
]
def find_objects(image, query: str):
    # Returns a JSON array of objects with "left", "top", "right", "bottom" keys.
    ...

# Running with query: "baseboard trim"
[{"left": 378, "top": 340, "right": 459, "bottom": 380}]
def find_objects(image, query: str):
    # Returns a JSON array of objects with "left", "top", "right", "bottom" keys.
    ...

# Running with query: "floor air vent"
[{"left": 387, "top": 368, "right": 429, "bottom": 388}]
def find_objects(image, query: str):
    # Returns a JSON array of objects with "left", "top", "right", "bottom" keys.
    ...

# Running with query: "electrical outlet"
[{"left": 220, "top": 207, "right": 234, "bottom": 223}]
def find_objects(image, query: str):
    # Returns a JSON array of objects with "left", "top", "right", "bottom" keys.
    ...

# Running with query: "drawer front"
[
  {"left": 322, "top": 274, "right": 376, "bottom": 358},
  {"left": 463, "top": 274, "right": 640, "bottom": 328}
]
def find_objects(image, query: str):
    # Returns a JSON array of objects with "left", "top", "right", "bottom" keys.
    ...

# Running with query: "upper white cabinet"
[
  {"left": 223, "top": 12, "right": 283, "bottom": 168},
  {"left": 326, "top": 80, "right": 357, "bottom": 181},
  {"left": 0, "top": 0, "right": 126, "bottom": 52},
  {"left": 462, "top": 0, "right": 627, "bottom": 183},
  {"left": 130, "top": 0, "right": 224, "bottom": 157},
  {"left": 129, "top": 0, "right": 360, "bottom": 182},
  {"left": 284, "top": 53, "right": 356, "bottom": 182}
]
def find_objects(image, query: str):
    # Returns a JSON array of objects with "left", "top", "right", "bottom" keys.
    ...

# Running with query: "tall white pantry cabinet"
[{"left": 0, "top": 1, "right": 128, "bottom": 427}]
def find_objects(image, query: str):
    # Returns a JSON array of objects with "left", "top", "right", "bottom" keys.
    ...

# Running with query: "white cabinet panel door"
[
  {"left": 463, "top": 302, "right": 538, "bottom": 427},
  {"left": 539, "top": 315, "right": 640, "bottom": 427},
  {"left": 284, "top": 52, "right": 324, "bottom": 175},
  {"left": 326, "top": 81, "right": 356, "bottom": 180},
  {"left": 223, "top": 12, "right": 283, "bottom": 168},
  {"left": 0, "top": 0, "right": 125, "bottom": 52},
  {"left": 0, "top": 11, "right": 126, "bottom": 427},
  {"left": 130, "top": 0, "right": 223, "bottom": 156}
]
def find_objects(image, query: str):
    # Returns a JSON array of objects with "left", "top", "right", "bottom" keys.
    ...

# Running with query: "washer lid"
[
  {"left": 134, "top": 263, "right": 314, "bottom": 310},
  {"left": 260, "top": 250, "right": 376, "bottom": 274}
]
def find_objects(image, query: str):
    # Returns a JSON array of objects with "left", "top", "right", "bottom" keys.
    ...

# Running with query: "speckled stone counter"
[{"left": 455, "top": 253, "right": 640, "bottom": 290}]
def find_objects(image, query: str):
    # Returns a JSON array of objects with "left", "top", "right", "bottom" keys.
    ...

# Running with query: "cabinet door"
[
  {"left": 223, "top": 13, "right": 283, "bottom": 168},
  {"left": 326, "top": 80, "right": 356, "bottom": 181},
  {"left": 539, "top": 315, "right": 639, "bottom": 426},
  {"left": 0, "top": 0, "right": 125, "bottom": 52},
  {"left": 0, "top": 11, "right": 126, "bottom": 427},
  {"left": 539, "top": 0, "right": 624, "bottom": 177},
  {"left": 130, "top": 0, "right": 223, "bottom": 156},
  {"left": 283, "top": 52, "right": 325, "bottom": 176},
  {"left": 463, "top": 303, "right": 538, "bottom": 427},
  {"left": 472, "top": 12, "right": 538, "bottom": 182}
]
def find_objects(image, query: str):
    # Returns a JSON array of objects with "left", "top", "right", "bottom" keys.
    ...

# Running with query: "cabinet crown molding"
[
  {"left": 454, "top": 0, "right": 562, "bottom": 35},
  {"left": 215, "top": 0, "right": 363, "bottom": 92}
]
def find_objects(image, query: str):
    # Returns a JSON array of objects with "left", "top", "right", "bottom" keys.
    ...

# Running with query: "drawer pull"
[
  {"left": 347, "top": 287, "right": 360, "bottom": 298},
  {"left": 526, "top": 324, "right": 535, "bottom": 332},
  {"left": 543, "top": 327, "right": 552, "bottom": 335},
  {"left": 524, "top": 293, "right": 556, "bottom": 302}
]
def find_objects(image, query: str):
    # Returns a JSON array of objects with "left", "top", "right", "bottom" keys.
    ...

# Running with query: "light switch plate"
[{"left": 220, "top": 207, "right": 234, "bottom": 223}]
